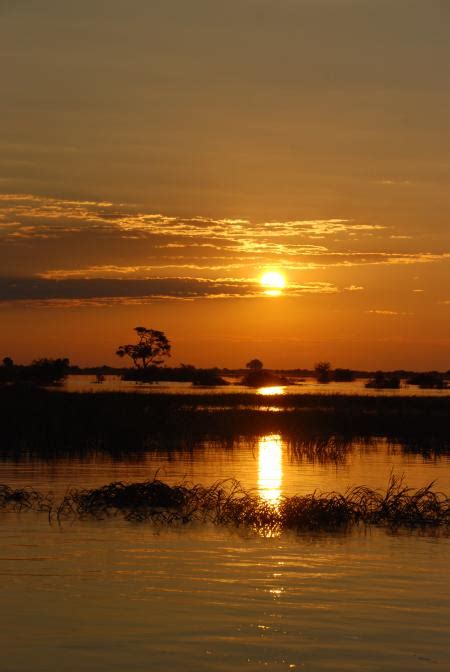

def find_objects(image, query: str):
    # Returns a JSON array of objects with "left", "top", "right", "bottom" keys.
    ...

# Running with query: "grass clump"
[
  {"left": 56, "top": 479, "right": 191, "bottom": 523},
  {"left": 2, "top": 476, "right": 448, "bottom": 533},
  {"left": 59, "top": 475, "right": 450, "bottom": 531},
  {"left": 279, "top": 493, "right": 355, "bottom": 531},
  {"left": 0, "top": 484, "right": 51, "bottom": 512}
]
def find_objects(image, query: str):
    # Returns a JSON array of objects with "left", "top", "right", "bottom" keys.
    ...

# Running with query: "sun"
[{"left": 260, "top": 271, "right": 286, "bottom": 296}]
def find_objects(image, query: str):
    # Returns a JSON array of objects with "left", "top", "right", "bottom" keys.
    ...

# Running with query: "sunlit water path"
[{"left": 1, "top": 436, "right": 449, "bottom": 496}]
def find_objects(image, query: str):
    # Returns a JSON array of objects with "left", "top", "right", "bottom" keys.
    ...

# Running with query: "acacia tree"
[{"left": 116, "top": 327, "right": 171, "bottom": 369}]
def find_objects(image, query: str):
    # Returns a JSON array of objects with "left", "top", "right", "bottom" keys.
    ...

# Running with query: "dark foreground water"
[{"left": 1, "top": 438, "right": 449, "bottom": 671}]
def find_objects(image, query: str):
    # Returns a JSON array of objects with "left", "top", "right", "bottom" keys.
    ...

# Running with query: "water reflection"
[
  {"left": 63, "top": 374, "right": 450, "bottom": 396},
  {"left": 257, "top": 386, "right": 285, "bottom": 396},
  {"left": 258, "top": 434, "right": 283, "bottom": 505}
]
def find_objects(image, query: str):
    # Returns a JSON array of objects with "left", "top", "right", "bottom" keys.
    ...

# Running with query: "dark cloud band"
[{"left": 0, "top": 276, "right": 339, "bottom": 302}]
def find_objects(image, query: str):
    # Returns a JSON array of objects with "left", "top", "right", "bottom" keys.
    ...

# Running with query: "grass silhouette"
[
  {"left": 0, "top": 387, "right": 449, "bottom": 459},
  {"left": 1, "top": 476, "right": 448, "bottom": 533}
]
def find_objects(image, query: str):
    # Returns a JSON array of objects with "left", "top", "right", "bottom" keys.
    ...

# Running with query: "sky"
[{"left": 0, "top": 0, "right": 449, "bottom": 369}]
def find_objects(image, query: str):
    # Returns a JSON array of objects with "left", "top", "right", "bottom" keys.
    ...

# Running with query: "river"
[{"left": 1, "top": 432, "right": 449, "bottom": 671}]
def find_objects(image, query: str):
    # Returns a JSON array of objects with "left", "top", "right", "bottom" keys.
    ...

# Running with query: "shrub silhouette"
[
  {"left": 246, "top": 359, "right": 263, "bottom": 371},
  {"left": 366, "top": 371, "right": 400, "bottom": 389},
  {"left": 314, "top": 361, "right": 332, "bottom": 383}
]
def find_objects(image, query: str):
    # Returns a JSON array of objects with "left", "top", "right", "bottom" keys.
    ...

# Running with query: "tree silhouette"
[
  {"left": 314, "top": 361, "right": 332, "bottom": 383},
  {"left": 116, "top": 327, "right": 171, "bottom": 369},
  {"left": 246, "top": 358, "right": 263, "bottom": 371},
  {"left": 29, "top": 358, "right": 70, "bottom": 385}
]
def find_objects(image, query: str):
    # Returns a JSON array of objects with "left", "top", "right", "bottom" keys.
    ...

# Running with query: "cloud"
[
  {"left": 1, "top": 193, "right": 448, "bottom": 281},
  {"left": 377, "top": 180, "right": 412, "bottom": 187},
  {"left": 31, "top": 254, "right": 450, "bottom": 278},
  {"left": 0, "top": 276, "right": 339, "bottom": 304},
  {"left": 0, "top": 193, "right": 376, "bottom": 246},
  {"left": 366, "top": 310, "right": 413, "bottom": 316}
]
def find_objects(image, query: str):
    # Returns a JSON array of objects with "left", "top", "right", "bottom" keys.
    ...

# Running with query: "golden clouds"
[
  {"left": 0, "top": 193, "right": 447, "bottom": 274},
  {"left": 0, "top": 193, "right": 449, "bottom": 309}
]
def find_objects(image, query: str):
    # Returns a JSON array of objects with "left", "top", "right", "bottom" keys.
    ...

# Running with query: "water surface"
[
  {"left": 1, "top": 518, "right": 448, "bottom": 671},
  {"left": 2, "top": 436, "right": 450, "bottom": 497},
  {"left": 64, "top": 375, "right": 450, "bottom": 397},
  {"left": 1, "top": 436, "right": 449, "bottom": 671}
]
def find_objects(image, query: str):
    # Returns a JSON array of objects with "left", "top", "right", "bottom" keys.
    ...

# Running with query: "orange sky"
[{"left": 0, "top": 2, "right": 449, "bottom": 369}]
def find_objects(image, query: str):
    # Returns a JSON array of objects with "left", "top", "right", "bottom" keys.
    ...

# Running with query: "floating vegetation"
[
  {"left": 0, "top": 484, "right": 52, "bottom": 513},
  {"left": 55, "top": 480, "right": 192, "bottom": 523},
  {"left": 1, "top": 476, "right": 448, "bottom": 533}
]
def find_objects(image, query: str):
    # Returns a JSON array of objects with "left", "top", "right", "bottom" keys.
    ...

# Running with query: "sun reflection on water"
[
  {"left": 257, "top": 386, "right": 285, "bottom": 396},
  {"left": 258, "top": 434, "right": 283, "bottom": 506}
]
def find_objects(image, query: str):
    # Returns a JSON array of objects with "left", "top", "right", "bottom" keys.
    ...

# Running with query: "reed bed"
[
  {"left": 1, "top": 476, "right": 448, "bottom": 532},
  {"left": 0, "top": 386, "right": 449, "bottom": 458}
]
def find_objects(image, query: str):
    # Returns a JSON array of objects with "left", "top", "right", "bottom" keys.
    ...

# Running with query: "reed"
[
  {"left": 0, "top": 484, "right": 52, "bottom": 512},
  {"left": 1, "top": 476, "right": 448, "bottom": 532}
]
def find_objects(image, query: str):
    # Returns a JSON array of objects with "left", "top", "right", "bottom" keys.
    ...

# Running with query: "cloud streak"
[
  {"left": 0, "top": 193, "right": 378, "bottom": 249},
  {"left": 0, "top": 276, "right": 339, "bottom": 304},
  {"left": 366, "top": 310, "right": 413, "bottom": 317},
  {"left": 0, "top": 194, "right": 448, "bottom": 303}
]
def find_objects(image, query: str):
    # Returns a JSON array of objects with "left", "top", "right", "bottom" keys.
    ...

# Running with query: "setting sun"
[
  {"left": 260, "top": 271, "right": 286, "bottom": 296},
  {"left": 260, "top": 271, "right": 286, "bottom": 289}
]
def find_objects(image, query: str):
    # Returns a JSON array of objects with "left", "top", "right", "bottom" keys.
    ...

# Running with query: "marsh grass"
[
  {"left": 0, "top": 387, "right": 449, "bottom": 459},
  {"left": 1, "top": 476, "right": 448, "bottom": 533},
  {"left": 0, "top": 484, "right": 52, "bottom": 512}
]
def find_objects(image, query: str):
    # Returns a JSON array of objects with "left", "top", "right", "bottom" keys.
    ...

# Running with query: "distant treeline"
[
  {"left": 68, "top": 364, "right": 450, "bottom": 379},
  {"left": 1, "top": 357, "right": 449, "bottom": 389},
  {"left": 0, "top": 357, "right": 70, "bottom": 386}
]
